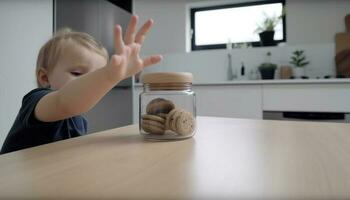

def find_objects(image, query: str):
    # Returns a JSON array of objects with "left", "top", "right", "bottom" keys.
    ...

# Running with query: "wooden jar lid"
[{"left": 141, "top": 72, "right": 193, "bottom": 84}]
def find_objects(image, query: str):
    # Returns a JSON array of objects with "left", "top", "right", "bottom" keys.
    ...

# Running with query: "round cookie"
[
  {"left": 170, "top": 109, "right": 184, "bottom": 132},
  {"left": 141, "top": 114, "right": 165, "bottom": 124},
  {"left": 165, "top": 109, "right": 177, "bottom": 130},
  {"left": 141, "top": 122, "right": 165, "bottom": 135},
  {"left": 146, "top": 98, "right": 175, "bottom": 115},
  {"left": 175, "top": 111, "right": 195, "bottom": 135}
]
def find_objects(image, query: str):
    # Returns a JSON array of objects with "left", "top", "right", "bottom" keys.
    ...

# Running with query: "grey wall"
[{"left": 0, "top": 0, "right": 53, "bottom": 146}]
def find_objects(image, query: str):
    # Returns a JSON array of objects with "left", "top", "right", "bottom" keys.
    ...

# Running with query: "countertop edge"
[{"left": 133, "top": 79, "right": 350, "bottom": 87}]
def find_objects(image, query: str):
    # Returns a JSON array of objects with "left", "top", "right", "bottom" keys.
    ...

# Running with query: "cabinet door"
[
  {"left": 99, "top": 0, "right": 131, "bottom": 54},
  {"left": 133, "top": 86, "right": 143, "bottom": 123},
  {"left": 55, "top": 0, "right": 100, "bottom": 39},
  {"left": 99, "top": 0, "right": 132, "bottom": 87},
  {"left": 194, "top": 85, "right": 262, "bottom": 119},
  {"left": 263, "top": 84, "right": 350, "bottom": 112},
  {"left": 84, "top": 88, "right": 133, "bottom": 133}
]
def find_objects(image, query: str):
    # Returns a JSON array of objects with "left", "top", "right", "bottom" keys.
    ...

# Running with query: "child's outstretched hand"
[{"left": 107, "top": 15, "right": 162, "bottom": 82}]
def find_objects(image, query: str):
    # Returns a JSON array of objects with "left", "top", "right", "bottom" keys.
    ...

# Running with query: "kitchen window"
[{"left": 190, "top": 0, "right": 286, "bottom": 51}]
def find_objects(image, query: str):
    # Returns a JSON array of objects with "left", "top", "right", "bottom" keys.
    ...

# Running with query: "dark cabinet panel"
[
  {"left": 55, "top": 0, "right": 132, "bottom": 54},
  {"left": 99, "top": 0, "right": 131, "bottom": 54},
  {"left": 107, "top": 0, "right": 132, "bottom": 13},
  {"left": 55, "top": 0, "right": 133, "bottom": 87},
  {"left": 55, "top": 0, "right": 100, "bottom": 39}
]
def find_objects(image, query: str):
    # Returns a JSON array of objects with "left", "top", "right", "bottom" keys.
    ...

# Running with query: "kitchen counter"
[
  {"left": 134, "top": 78, "right": 350, "bottom": 87},
  {"left": 1, "top": 117, "right": 350, "bottom": 199}
]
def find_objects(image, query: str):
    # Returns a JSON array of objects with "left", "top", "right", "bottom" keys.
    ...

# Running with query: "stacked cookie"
[
  {"left": 141, "top": 98, "right": 195, "bottom": 136},
  {"left": 141, "top": 114, "right": 166, "bottom": 135},
  {"left": 141, "top": 98, "right": 174, "bottom": 135},
  {"left": 166, "top": 108, "right": 195, "bottom": 135}
]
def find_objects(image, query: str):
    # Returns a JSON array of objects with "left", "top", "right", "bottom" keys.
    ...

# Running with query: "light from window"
[{"left": 193, "top": 2, "right": 284, "bottom": 47}]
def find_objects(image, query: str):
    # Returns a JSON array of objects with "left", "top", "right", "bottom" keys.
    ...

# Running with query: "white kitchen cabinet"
[
  {"left": 193, "top": 85, "right": 263, "bottom": 119},
  {"left": 133, "top": 80, "right": 350, "bottom": 124},
  {"left": 263, "top": 84, "right": 350, "bottom": 112}
]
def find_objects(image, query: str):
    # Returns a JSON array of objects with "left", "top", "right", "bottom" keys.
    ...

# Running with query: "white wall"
[
  {"left": 286, "top": 0, "right": 350, "bottom": 45},
  {"left": 0, "top": 0, "right": 53, "bottom": 146},
  {"left": 141, "top": 43, "right": 335, "bottom": 82},
  {"left": 134, "top": 0, "right": 350, "bottom": 55}
]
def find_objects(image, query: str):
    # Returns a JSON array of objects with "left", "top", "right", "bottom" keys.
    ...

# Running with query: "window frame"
[{"left": 190, "top": 0, "right": 286, "bottom": 51}]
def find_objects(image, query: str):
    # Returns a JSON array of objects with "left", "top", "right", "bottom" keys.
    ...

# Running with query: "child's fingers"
[
  {"left": 142, "top": 55, "right": 163, "bottom": 67},
  {"left": 135, "top": 19, "right": 154, "bottom": 44},
  {"left": 124, "top": 15, "right": 138, "bottom": 45},
  {"left": 114, "top": 25, "right": 125, "bottom": 54},
  {"left": 106, "top": 55, "right": 126, "bottom": 81}
]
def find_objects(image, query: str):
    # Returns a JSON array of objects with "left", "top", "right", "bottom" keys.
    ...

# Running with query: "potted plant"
[
  {"left": 290, "top": 50, "right": 309, "bottom": 78},
  {"left": 258, "top": 52, "right": 277, "bottom": 79},
  {"left": 255, "top": 10, "right": 284, "bottom": 46}
]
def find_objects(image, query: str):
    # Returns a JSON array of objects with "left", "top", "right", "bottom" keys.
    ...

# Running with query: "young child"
[{"left": 1, "top": 15, "right": 162, "bottom": 154}]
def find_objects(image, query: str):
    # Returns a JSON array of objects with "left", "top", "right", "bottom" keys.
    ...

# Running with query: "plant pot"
[
  {"left": 259, "top": 31, "right": 276, "bottom": 46},
  {"left": 259, "top": 68, "right": 276, "bottom": 79},
  {"left": 293, "top": 67, "right": 305, "bottom": 78}
]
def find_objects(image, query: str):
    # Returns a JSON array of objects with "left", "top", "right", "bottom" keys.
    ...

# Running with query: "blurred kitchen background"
[{"left": 1, "top": 0, "right": 350, "bottom": 146}]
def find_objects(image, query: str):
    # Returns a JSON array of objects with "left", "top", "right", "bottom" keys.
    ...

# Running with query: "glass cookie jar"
[{"left": 139, "top": 72, "right": 196, "bottom": 140}]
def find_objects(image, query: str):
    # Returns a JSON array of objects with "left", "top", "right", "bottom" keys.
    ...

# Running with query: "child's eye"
[{"left": 70, "top": 71, "right": 82, "bottom": 77}]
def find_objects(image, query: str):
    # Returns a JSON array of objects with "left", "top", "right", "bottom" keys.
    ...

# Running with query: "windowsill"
[{"left": 191, "top": 42, "right": 286, "bottom": 52}]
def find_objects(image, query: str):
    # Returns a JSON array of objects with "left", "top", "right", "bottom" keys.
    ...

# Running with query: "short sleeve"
[
  {"left": 20, "top": 88, "right": 55, "bottom": 127},
  {"left": 1, "top": 87, "right": 88, "bottom": 154}
]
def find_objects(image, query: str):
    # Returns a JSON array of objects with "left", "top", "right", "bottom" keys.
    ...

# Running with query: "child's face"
[{"left": 48, "top": 41, "right": 107, "bottom": 90}]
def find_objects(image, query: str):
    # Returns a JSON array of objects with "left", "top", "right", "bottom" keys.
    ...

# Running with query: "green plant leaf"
[
  {"left": 298, "top": 56, "right": 306, "bottom": 62},
  {"left": 290, "top": 49, "right": 309, "bottom": 67},
  {"left": 300, "top": 61, "right": 309, "bottom": 67},
  {"left": 256, "top": 11, "right": 282, "bottom": 32}
]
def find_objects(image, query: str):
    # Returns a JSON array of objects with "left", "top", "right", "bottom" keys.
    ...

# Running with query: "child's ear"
[{"left": 37, "top": 67, "right": 50, "bottom": 88}]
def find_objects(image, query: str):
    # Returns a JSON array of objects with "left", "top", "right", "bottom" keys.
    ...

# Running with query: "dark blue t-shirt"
[{"left": 1, "top": 88, "right": 87, "bottom": 154}]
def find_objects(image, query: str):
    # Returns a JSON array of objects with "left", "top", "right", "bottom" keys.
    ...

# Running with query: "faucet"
[{"left": 226, "top": 40, "right": 236, "bottom": 80}]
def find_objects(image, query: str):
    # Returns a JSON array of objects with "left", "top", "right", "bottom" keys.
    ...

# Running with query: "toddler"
[{"left": 1, "top": 15, "right": 162, "bottom": 154}]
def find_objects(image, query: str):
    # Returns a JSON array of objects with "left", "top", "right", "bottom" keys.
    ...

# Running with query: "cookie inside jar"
[{"left": 139, "top": 72, "right": 196, "bottom": 140}]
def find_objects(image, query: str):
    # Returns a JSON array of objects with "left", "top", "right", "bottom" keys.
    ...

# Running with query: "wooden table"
[{"left": 1, "top": 116, "right": 350, "bottom": 199}]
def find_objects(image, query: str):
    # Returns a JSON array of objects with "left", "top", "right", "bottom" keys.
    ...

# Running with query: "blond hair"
[{"left": 36, "top": 28, "right": 109, "bottom": 87}]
